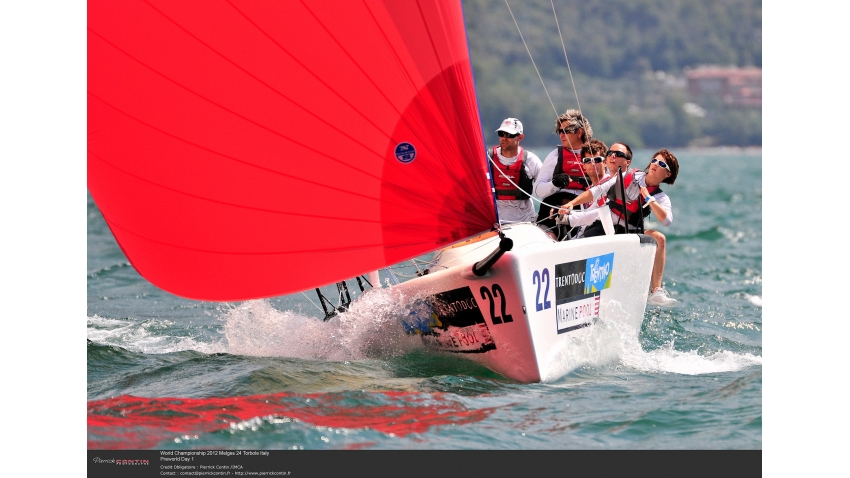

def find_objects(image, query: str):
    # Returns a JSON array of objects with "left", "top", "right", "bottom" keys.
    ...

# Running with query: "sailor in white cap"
[{"left": 489, "top": 118, "right": 543, "bottom": 223}]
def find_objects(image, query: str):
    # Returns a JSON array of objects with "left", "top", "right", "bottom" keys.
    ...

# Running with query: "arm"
[
  {"left": 532, "top": 150, "right": 560, "bottom": 198},
  {"left": 558, "top": 176, "right": 616, "bottom": 214},
  {"left": 526, "top": 151, "right": 544, "bottom": 184},
  {"left": 566, "top": 208, "right": 600, "bottom": 227},
  {"left": 640, "top": 189, "right": 673, "bottom": 226}
]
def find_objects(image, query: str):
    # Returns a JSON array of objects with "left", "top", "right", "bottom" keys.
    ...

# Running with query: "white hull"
[{"left": 392, "top": 223, "right": 656, "bottom": 383}]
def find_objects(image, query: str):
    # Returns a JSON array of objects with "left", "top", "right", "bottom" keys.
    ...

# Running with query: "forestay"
[{"left": 88, "top": 0, "right": 496, "bottom": 300}]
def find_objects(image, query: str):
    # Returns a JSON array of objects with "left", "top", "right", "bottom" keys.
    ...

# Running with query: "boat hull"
[{"left": 393, "top": 224, "right": 656, "bottom": 383}]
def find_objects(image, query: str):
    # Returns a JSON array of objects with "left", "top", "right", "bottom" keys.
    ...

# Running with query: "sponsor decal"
[
  {"left": 402, "top": 287, "right": 496, "bottom": 353},
  {"left": 584, "top": 252, "right": 614, "bottom": 294},
  {"left": 554, "top": 260, "right": 586, "bottom": 301},
  {"left": 556, "top": 293, "right": 600, "bottom": 334},
  {"left": 394, "top": 142, "right": 416, "bottom": 163},
  {"left": 553, "top": 253, "right": 614, "bottom": 332}
]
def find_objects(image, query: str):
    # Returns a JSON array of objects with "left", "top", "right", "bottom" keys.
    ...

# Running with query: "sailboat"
[{"left": 88, "top": 0, "right": 656, "bottom": 383}]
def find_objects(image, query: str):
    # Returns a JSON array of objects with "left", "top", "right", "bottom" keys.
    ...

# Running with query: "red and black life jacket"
[
  {"left": 584, "top": 192, "right": 608, "bottom": 209},
  {"left": 554, "top": 145, "right": 589, "bottom": 191},
  {"left": 582, "top": 174, "right": 611, "bottom": 209},
  {"left": 492, "top": 146, "right": 534, "bottom": 200},
  {"left": 608, "top": 169, "right": 663, "bottom": 228}
]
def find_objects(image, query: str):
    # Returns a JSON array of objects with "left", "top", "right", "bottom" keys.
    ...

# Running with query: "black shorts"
[
  {"left": 613, "top": 224, "right": 639, "bottom": 235},
  {"left": 581, "top": 220, "right": 606, "bottom": 238}
]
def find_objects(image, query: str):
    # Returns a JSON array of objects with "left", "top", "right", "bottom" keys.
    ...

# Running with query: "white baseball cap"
[{"left": 496, "top": 117, "right": 523, "bottom": 135}]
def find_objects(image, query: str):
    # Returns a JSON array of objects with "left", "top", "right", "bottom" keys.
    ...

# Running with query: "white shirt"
[
  {"left": 493, "top": 147, "right": 543, "bottom": 223},
  {"left": 563, "top": 175, "right": 610, "bottom": 237},
  {"left": 587, "top": 170, "right": 673, "bottom": 230},
  {"left": 533, "top": 147, "right": 585, "bottom": 199}
]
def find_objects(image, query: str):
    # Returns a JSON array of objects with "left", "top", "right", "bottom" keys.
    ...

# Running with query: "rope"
[
  {"left": 300, "top": 291, "right": 325, "bottom": 315},
  {"left": 551, "top": 0, "right": 582, "bottom": 114},
  {"left": 504, "top": 0, "right": 559, "bottom": 117},
  {"left": 497, "top": 0, "right": 605, "bottom": 235},
  {"left": 487, "top": 153, "right": 570, "bottom": 211}
]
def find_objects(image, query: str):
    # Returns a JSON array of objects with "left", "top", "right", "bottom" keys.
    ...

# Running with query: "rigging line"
[
  {"left": 504, "top": 0, "right": 559, "bottom": 117},
  {"left": 300, "top": 291, "right": 327, "bottom": 316},
  {"left": 550, "top": 0, "right": 582, "bottom": 114},
  {"left": 500, "top": 1, "right": 593, "bottom": 203},
  {"left": 487, "top": 152, "right": 583, "bottom": 211}
]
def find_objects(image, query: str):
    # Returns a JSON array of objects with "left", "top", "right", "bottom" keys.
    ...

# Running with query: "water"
[{"left": 87, "top": 149, "right": 762, "bottom": 450}]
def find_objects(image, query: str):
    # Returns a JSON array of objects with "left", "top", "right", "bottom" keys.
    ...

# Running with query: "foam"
[
  {"left": 541, "top": 310, "right": 762, "bottom": 381},
  {"left": 221, "top": 288, "right": 422, "bottom": 361},
  {"left": 622, "top": 343, "right": 762, "bottom": 375},
  {"left": 744, "top": 294, "right": 762, "bottom": 307},
  {"left": 86, "top": 315, "right": 227, "bottom": 355}
]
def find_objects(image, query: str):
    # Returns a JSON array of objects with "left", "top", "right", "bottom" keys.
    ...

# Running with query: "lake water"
[{"left": 87, "top": 148, "right": 762, "bottom": 451}]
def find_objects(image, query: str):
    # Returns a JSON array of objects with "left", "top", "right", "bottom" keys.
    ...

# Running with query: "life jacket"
[
  {"left": 582, "top": 174, "right": 611, "bottom": 209},
  {"left": 608, "top": 169, "right": 663, "bottom": 228},
  {"left": 492, "top": 146, "right": 533, "bottom": 200},
  {"left": 553, "top": 145, "right": 589, "bottom": 190},
  {"left": 584, "top": 194, "right": 608, "bottom": 210}
]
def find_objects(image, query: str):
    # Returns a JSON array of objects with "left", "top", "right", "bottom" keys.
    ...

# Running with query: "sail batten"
[{"left": 89, "top": 0, "right": 495, "bottom": 300}]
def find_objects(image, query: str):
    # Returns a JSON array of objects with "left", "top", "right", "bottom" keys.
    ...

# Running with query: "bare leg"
[{"left": 646, "top": 229, "right": 666, "bottom": 292}]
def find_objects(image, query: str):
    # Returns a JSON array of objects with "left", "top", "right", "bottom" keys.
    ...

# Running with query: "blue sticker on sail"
[
  {"left": 395, "top": 142, "right": 416, "bottom": 163},
  {"left": 584, "top": 253, "right": 614, "bottom": 294}
]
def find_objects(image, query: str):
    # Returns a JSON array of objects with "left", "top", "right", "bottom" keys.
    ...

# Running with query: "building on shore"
[{"left": 686, "top": 66, "right": 761, "bottom": 108}]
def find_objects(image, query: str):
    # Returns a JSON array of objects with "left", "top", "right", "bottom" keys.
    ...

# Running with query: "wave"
[
  {"left": 87, "top": 315, "right": 227, "bottom": 355},
  {"left": 220, "top": 289, "right": 424, "bottom": 361},
  {"left": 87, "top": 261, "right": 133, "bottom": 278},
  {"left": 88, "top": 391, "right": 496, "bottom": 449},
  {"left": 539, "top": 310, "right": 761, "bottom": 382},
  {"left": 622, "top": 342, "right": 762, "bottom": 375},
  {"left": 667, "top": 224, "right": 760, "bottom": 244}
]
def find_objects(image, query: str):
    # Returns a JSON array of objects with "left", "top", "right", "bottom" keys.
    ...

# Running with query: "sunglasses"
[
  {"left": 582, "top": 156, "right": 604, "bottom": 164},
  {"left": 606, "top": 150, "right": 628, "bottom": 159},
  {"left": 651, "top": 157, "right": 671, "bottom": 171},
  {"left": 497, "top": 131, "right": 519, "bottom": 138},
  {"left": 557, "top": 128, "right": 579, "bottom": 135}
]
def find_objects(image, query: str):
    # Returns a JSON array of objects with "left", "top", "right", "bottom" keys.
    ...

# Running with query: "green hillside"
[{"left": 463, "top": 0, "right": 762, "bottom": 148}]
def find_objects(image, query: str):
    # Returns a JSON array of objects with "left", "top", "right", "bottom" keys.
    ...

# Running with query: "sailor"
[
  {"left": 558, "top": 147, "right": 680, "bottom": 307},
  {"left": 534, "top": 109, "right": 593, "bottom": 240},
  {"left": 552, "top": 138, "right": 610, "bottom": 239},
  {"left": 490, "top": 117, "right": 543, "bottom": 223}
]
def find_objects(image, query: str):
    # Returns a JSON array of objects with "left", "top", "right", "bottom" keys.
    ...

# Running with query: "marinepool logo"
[
  {"left": 395, "top": 142, "right": 416, "bottom": 163},
  {"left": 553, "top": 252, "right": 614, "bottom": 334}
]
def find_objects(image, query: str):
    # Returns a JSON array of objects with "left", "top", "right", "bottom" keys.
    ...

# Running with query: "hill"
[{"left": 463, "top": 0, "right": 762, "bottom": 147}]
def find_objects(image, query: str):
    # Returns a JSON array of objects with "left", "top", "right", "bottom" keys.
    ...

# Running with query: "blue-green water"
[{"left": 87, "top": 149, "right": 761, "bottom": 450}]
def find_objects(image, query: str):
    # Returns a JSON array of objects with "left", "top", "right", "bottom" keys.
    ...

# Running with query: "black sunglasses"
[
  {"left": 582, "top": 156, "right": 604, "bottom": 164},
  {"left": 606, "top": 150, "right": 628, "bottom": 159},
  {"left": 651, "top": 158, "right": 671, "bottom": 171},
  {"left": 557, "top": 128, "right": 579, "bottom": 135},
  {"left": 497, "top": 131, "right": 519, "bottom": 138}
]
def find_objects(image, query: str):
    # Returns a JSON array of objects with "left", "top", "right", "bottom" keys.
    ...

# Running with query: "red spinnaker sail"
[{"left": 88, "top": 0, "right": 496, "bottom": 300}]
